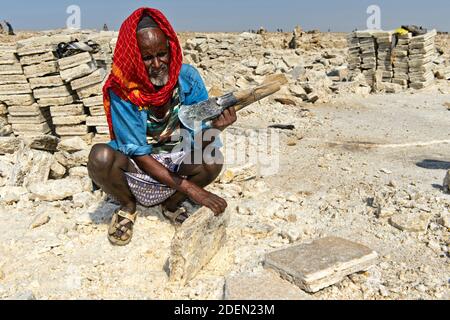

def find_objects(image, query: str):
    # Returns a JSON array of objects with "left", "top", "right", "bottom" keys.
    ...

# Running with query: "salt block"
[
  {"left": 50, "top": 104, "right": 84, "bottom": 117},
  {"left": 20, "top": 51, "right": 56, "bottom": 66},
  {"left": 29, "top": 74, "right": 63, "bottom": 89},
  {"left": 58, "top": 52, "right": 93, "bottom": 70},
  {"left": 23, "top": 61, "right": 58, "bottom": 78},
  {"left": 82, "top": 95, "right": 103, "bottom": 107},
  {"left": 224, "top": 270, "right": 312, "bottom": 300},
  {"left": 0, "top": 94, "right": 35, "bottom": 106},
  {"left": 389, "top": 212, "right": 431, "bottom": 233},
  {"left": 264, "top": 236, "right": 378, "bottom": 293},
  {"left": 38, "top": 95, "right": 77, "bottom": 107},
  {"left": 169, "top": 206, "right": 230, "bottom": 285}
]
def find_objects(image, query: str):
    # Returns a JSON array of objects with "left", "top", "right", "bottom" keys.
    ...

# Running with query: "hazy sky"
[{"left": 1, "top": 0, "right": 449, "bottom": 32}]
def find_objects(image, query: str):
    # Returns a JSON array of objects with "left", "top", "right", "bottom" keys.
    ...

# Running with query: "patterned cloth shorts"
[{"left": 122, "top": 151, "right": 188, "bottom": 207}]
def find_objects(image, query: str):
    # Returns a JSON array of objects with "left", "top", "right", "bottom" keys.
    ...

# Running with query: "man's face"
[{"left": 137, "top": 28, "right": 170, "bottom": 87}]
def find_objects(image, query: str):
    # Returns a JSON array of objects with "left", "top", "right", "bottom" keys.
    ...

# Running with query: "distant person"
[
  {"left": 103, "top": 23, "right": 109, "bottom": 31},
  {"left": 4, "top": 20, "right": 14, "bottom": 35}
]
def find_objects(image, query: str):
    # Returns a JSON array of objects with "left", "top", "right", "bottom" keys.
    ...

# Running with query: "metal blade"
[{"left": 178, "top": 98, "right": 223, "bottom": 130}]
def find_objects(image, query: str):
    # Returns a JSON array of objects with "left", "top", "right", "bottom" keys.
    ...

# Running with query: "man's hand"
[
  {"left": 211, "top": 107, "right": 237, "bottom": 131},
  {"left": 186, "top": 184, "right": 227, "bottom": 215}
]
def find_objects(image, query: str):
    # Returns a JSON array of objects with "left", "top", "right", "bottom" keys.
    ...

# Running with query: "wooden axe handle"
[{"left": 232, "top": 74, "right": 288, "bottom": 112}]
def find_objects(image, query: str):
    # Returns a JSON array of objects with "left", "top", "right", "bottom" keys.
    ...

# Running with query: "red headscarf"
[{"left": 103, "top": 7, "right": 183, "bottom": 139}]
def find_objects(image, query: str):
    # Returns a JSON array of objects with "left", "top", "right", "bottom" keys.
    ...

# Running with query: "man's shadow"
[
  {"left": 415, "top": 159, "right": 450, "bottom": 191},
  {"left": 416, "top": 159, "right": 450, "bottom": 170}
]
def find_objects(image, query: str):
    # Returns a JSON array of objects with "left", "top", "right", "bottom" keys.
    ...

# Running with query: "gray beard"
[{"left": 149, "top": 67, "right": 169, "bottom": 87}]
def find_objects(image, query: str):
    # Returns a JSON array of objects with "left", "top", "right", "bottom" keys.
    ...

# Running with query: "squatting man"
[{"left": 87, "top": 8, "right": 237, "bottom": 246}]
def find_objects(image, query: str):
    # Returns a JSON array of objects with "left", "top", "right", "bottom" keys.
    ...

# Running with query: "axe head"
[{"left": 178, "top": 93, "right": 237, "bottom": 131}]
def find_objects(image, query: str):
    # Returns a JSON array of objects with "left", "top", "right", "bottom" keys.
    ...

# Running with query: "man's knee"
[
  {"left": 88, "top": 144, "right": 116, "bottom": 177},
  {"left": 203, "top": 162, "right": 223, "bottom": 180},
  {"left": 204, "top": 149, "right": 223, "bottom": 178}
]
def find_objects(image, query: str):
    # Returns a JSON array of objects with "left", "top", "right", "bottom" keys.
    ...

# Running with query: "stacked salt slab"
[
  {"left": 392, "top": 33, "right": 412, "bottom": 88},
  {"left": 57, "top": 51, "right": 98, "bottom": 139},
  {"left": 17, "top": 34, "right": 76, "bottom": 137},
  {"left": 408, "top": 29, "right": 437, "bottom": 89},
  {"left": 374, "top": 31, "right": 394, "bottom": 83},
  {"left": 0, "top": 42, "right": 49, "bottom": 137},
  {"left": 88, "top": 31, "right": 117, "bottom": 73},
  {"left": 83, "top": 94, "right": 110, "bottom": 144},
  {"left": 67, "top": 58, "right": 108, "bottom": 143},
  {"left": 0, "top": 43, "right": 22, "bottom": 136},
  {"left": 355, "top": 31, "right": 377, "bottom": 88},
  {"left": 347, "top": 33, "right": 361, "bottom": 73}
]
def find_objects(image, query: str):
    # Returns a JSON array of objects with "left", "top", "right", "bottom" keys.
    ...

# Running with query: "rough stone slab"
[
  {"left": 76, "top": 82, "right": 103, "bottom": 99},
  {"left": 0, "top": 63, "right": 24, "bottom": 75},
  {"left": 0, "top": 83, "right": 32, "bottom": 95},
  {"left": 409, "top": 29, "right": 437, "bottom": 43},
  {"left": 0, "top": 44, "right": 17, "bottom": 53},
  {"left": 23, "top": 61, "right": 58, "bottom": 78},
  {"left": 7, "top": 146, "right": 53, "bottom": 187},
  {"left": 89, "top": 105, "right": 106, "bottom": 116},
  {"left": 86, "top": 116, "right": 107, "bottom": 126},
  {"left": 82, "top": 95, "right": 103, "bottom": 107},
  {"left": 50, "top": 104, "right": 84, "bottom": 117},
  {"left": 95, "top": 126, "right": 109, "bottom": 134},
  {"left": 14, "top": 130, "right": 51, "bottom": 137},
  {"left": 70, "top": 68, "right": 106, "bottom": 90},
  {"left": 169, "top": 206, "right": 230, "bottom": 285},
  {"left": 58, "top": 136, "right": 88, "bottom": 152},
  {"left": 19, "top": 51, "right": 56, "bottom": 66},
  {"left": 8, "top": 114, "right": 50, "bottom": 124},
  {"left": 12, "top": 122, "right": 50, "bottom": 132},
  {"left": 0, "top": 53, "right": 19, "bottom": 65},
  {"left": 264, "top": 236, "right": 378, "bottom": 293},
  {"left": 26, "top": 135, "right": 59, "bottom": 152},
  {"left": 33, "top": 85, "right": 73, "bottom": 99},
  {"left": 28, "top": 177, "right": 83, "bottom": 201},
  {"left": 0, "top": 94, "right": 35, "bottom": 106},
  {"left": 0, "top": 137, "right": 23, "bottom": 155},
  {"left": 38, "top": 95, "right": 77, "bottom": 107},
  {"left": 54, "top": 149, "right": 89, "bottom": 169},
  {"left": 0, "top": 74, "right": 28, "bottom": 85},
  {"left": 58, "top": 52, "right": 94, "bottom": 70},
  {"left": 17, "top": 45, "right": 52, "bottom": 57},
  {"left": 389, "top": 212, "right": 431, "bottom": 233},
  {"left": 8, "top": 104, "right": 46, "bottom": 118},
  {"left": 17, "top": 34, "right": 74, "bottom": 49},
  {"left": 224, "top": 271, "right": 312, "bottom": 300},
  {"left": 60, "top": 62, "right": 97, "bottom": 82},
  {"left": 52, "top": 115, "right": 86, "bottom": 125},
  {"left": 409, "top": 79, "right": 434, "bottom": 89},
  {"left": 28, "top": 75, "right": 64, "bottom": 89},
  {"left": 55, "top": 125, "right": 88, "bottom": 136}
]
